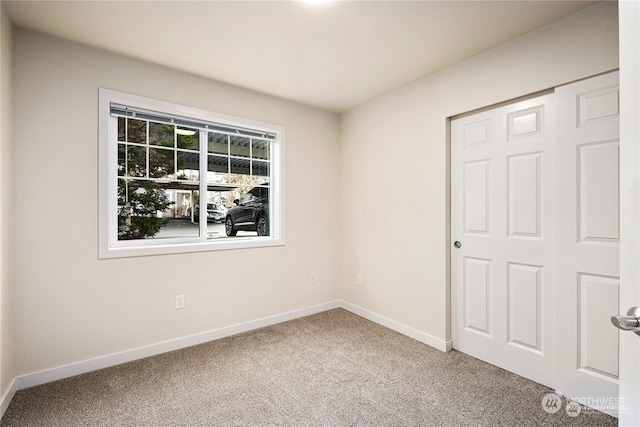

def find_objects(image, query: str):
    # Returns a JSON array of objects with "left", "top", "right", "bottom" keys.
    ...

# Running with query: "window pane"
[
  {"left": 177, "top": 151, "right": 199, "bottom": 181},
  {"left": 219, "top": 190, "right": 236, "bottom": 209},
  {"left": 149, "top": 122, "right": 174, "bottom": 147},
  {"left": 252, "top": 138, "right": 270, "bottom": 160},
  {"left": 207, "top": 155, "right": 228, "bottom": 183},
  {"left": 229, "top": 157, "right": 250, "bottom": 176},
  {"left": 229, "top": 157, "right": 250, "bottom": 185},
  {"left": 149, "top": 147, "right": 175, "bottom": 179},
  {"left": 252, "top": 160, "right": 270, "bottom": 186},
  {"left": 255, "top": 185, "right": 270, "bottom": 210},
  {"left": 154, "top": 188, "right": 200, "bottom": 239},
  {"left": 126, "top": 145, "right": 147, "bottom": 177},
  {"left": 117, "top": 179, "right": 176, "bottom": 240},
  {"left": 224, "top": 186, "right": 270, "bottom": 237},
  {"left": 230, "top": 136, "right": 250, "bottom": 158},
  {"left": 118, "top": 117, "right": 126, "bottom": 142},
  {"left": 200, "top": 191, "right": 229, "bottom": 240},
  {"left": 176, "top": 127, "right": 198, "bottom": 150},
  {"left": 208, "top": 132, "right": 228, "bottom": 155},
  {"left": 166, "top": 189, "right": 196, "bottom": 219},
  {"left": 127, "top": 118, "right": 147, "bottom": 144},
  {"left": 229, "top": 174, "right": 251, "bottom": 186},
  {"left": 117, "top": 144, "right": 126, "bottom": 176}
]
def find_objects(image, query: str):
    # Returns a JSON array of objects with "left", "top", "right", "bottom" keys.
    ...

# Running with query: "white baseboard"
[
  {"left": 0, "top": 378, "right": 16, "bottom": 418},
  {"left": 12, "top": 299, "right": 450, "bottom": 395},
  {"left": 15, "top": 300, "right": 341, "bottom": 391},
  {"left": 338, "top": 301, "right": 452, "bottom": 352}
]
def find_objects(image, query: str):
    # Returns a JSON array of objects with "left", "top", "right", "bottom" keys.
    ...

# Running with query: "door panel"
[
  {"left": 507, "top": 105, "right": 544, "bottom": 141},
  {"left": 578, "top": 273, "right": 619, "bottom": 379},
  {"left": 507, "top": 262, "right": 543, "bottom": 353},
  {"left": 463, "top": 160, "right": 491, "bottom": 235},
  {"left": 578, "top": 141, "right": 619, "bottom": 243},
  {"left": 463, "top": 257, "right": 491, "bottom": 336},
  {"left": 578, "top": 85, "right": 619, "bottom": 128},
  {"left": 463, "top": 119, "right": 492, "bottom": 148},
  {"left": 508, "top": 152, "right": 542, "bottom": 238}
]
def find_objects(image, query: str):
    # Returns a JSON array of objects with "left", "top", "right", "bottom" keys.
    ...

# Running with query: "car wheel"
[
  {"left": 225, "top": 216, "right": 237, "bottom": 236},
  {"left": 256, "top": 216, "right": 269, "bottom": 236}
]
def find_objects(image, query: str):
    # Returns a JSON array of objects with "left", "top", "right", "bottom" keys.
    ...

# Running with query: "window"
[{"left": 99, "top": 89, "right": 285, "bottom": 258}]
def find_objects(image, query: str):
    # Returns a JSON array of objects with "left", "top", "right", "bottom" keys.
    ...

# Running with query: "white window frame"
[{"left": 99, "top": 88, "right": 285, "bottom": 258}]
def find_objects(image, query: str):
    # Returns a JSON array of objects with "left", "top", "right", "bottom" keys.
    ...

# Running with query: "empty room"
[{"left": 0, "top": 0, "right": 638, "bottom": 425}]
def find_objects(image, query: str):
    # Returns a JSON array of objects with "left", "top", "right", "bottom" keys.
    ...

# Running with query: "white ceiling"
[{"left": 3, "top": 0, "right": 598, "bottom": 113}]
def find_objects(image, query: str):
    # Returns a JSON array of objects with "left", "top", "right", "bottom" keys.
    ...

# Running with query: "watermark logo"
[
  {"left": 542, "top": 393, "right": 627, "bottom": 417},
  {"left": 565, "top": 400, "right": 581, "bottom": 417},
  {"left": 542, "top": 393, "right": 562, "bottom": 414},
  {"left": 571, "top": 396, "right": 627, "bottom": 414}
]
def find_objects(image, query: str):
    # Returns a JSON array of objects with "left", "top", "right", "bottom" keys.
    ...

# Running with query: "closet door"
[
  {"left": 451, "top": 93, "right": 556, "bottom": 388},
  {"left": 555, "top": 71, "right": 620, "bottom": 416},
  {"left": 452, "top": 71, "right": 620, "bottom": 417}
]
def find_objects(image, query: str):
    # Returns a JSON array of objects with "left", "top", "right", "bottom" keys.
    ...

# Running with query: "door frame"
[{"left": 618, "top": 1, "right": 640, "bottom": 425}]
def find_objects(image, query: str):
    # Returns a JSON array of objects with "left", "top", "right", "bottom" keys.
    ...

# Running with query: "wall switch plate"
[
  {"left": 356, "top": 274, "right": 362, "bottom": 286},
  {"left": 310, "top": 274, "right": 316, "bottom": 285},
  {"left": 175, "top": 294, "right": 185, "bottom": 310}
]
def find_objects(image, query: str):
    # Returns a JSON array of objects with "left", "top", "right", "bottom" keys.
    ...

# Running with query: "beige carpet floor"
[{"left": 1, "top": 308, "right": 617, "bottom": 426}]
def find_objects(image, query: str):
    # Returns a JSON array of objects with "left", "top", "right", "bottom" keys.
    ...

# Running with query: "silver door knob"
[{"left": 611, "top": 306, "right": 640, "bottom": 336}]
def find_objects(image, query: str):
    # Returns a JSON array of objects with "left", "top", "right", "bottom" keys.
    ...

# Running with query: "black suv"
[{"left": 225, "top": 186, "right": 269, "bottom": 236}]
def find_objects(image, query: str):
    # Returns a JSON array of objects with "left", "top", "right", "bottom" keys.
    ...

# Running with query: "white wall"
[
  {"left": 13, "top": 30, "right": 340, "bottom": 376},
  {"left": 338, "top": 1, "right": 619, "bottom": 348},
  {"left": 0, "top": 4, "right": 15, "bottom": 407}
]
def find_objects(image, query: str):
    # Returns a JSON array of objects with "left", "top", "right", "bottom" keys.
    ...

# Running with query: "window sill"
[{"left": 99, "top": 236, "right": 285, "bottom": 259}]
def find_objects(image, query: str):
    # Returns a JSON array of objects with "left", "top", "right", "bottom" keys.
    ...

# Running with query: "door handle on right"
[{"left": 611, "top": 306, "right": 640, "bottom": 336}]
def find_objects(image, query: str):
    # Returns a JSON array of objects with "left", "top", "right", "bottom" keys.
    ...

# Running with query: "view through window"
[{"left": 100, "top": 89, "right": 283, "bottom": 257}]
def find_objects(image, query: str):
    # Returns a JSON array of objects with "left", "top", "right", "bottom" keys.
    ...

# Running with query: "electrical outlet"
[
  {"left": 356, "top": 274, "right": 362, "bottom": 286},
  {"left": 175, "top": 294, "right": 185, "bottom": 310},
  {"left": 310, "top": 274, "right": 316, "bottom": 285}
]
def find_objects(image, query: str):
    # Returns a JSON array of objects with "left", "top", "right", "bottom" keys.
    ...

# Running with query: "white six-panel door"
[
  {"left": 555, "top": 71, "right": 620, "bottom": 416},
  {"left": 451, "top": 71, "right": 619, "bottom": 416},
  {"left": 451, "top": 93, "right": 556, "bottom": 388}
]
